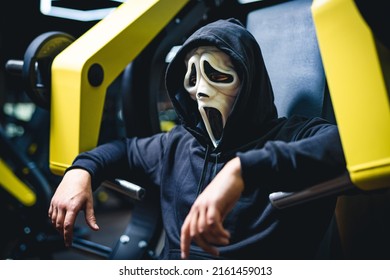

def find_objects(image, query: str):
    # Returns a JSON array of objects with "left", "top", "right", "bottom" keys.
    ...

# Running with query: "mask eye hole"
[
  {"left": 189, "top": 64, "right": 197, "bottom": 87},
  {"left": 203, "top": 61, "right": 233, "bottom": 83}
]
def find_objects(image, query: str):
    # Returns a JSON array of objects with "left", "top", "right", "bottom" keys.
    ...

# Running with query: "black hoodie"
[{"left": 71, "top": 18, "right": 346, "bottom": 259}]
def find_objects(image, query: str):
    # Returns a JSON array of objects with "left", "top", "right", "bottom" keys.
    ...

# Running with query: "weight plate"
[{"left": 22, "top": 31, "right": 75, "bottom": 109}]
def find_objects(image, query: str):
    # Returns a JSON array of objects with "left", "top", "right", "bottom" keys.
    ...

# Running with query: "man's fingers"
[
  {"left": 50, "top": 206, "right": 58, "bottom": 227},
  {"left": 206, "top": 206, "right": 230, "bottom": 239},
  {"left": 63, "top": 210, "right": 77, "bottom": 247},
  {"left": 193, "top": 235, "right": 220, "bottom": 257},
  {"left": 199, "top": 230, "right": 230, "bottom": 246},
  {"left": 55, "top": 208, "right": 65, "bottom": 232},
  {"left": 194, "top": 207, "right": 229, "bottom": 246},
  {"left": 85, "top": 202, "right": 99, "bottom": 231},
  {"left": 48, "top": 204, "right": 53, "bottom": 218},
  {"left": 189, "top": 209, "right": 199, "bottom": 239},
  {"left": 181, "top": 215, "right": 192, "bottom": 259}
]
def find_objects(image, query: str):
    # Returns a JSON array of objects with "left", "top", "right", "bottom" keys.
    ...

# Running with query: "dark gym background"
[{"left": 0, "top": 0, "right": 135, "bottom": 260}]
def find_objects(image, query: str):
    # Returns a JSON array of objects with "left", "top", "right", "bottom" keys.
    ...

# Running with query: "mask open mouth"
[{"left": 204, "top": 107, "right": 223, "bottom": 141}]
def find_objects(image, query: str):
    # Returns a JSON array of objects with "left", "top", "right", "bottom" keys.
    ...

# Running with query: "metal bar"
[
  {"left": 101, "top": 179, "right": 146, "bottom": 201},
  {"left": 269, "top": 172, "right": 356, "bottom": 209}
]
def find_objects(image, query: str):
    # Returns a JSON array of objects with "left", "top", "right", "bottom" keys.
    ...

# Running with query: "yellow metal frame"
[
  {"left": 0, "top": 159, "right": 36, "bottom": 206},
  {"left": 312, "top": 0, "right": 390, "bottom": 190},
  {"left": 50, "top": 0, "right": 189, "bottom": 175}
]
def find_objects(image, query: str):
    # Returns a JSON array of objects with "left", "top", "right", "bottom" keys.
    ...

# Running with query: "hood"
[{"left": 165, "top": 18, "right": 278, "bottom": 151}]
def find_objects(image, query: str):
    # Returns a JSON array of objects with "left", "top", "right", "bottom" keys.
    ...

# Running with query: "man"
[{"left": 48, "top": 18, "right": 346, "bottom": 259}]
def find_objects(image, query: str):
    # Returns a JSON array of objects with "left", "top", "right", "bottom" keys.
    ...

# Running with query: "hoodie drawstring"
[
  {"left": 212, "top": 152, "right": 221, "bottom": 179},
  {"left": 196, "top": 145, "right": 211, "bottom": 196},
  {"left": 196, "top": 147, "right": 222, "bottom": 197}
]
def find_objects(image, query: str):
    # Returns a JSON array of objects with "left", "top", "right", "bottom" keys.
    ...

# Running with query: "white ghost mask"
[{"left": 184, "top": 46, "right": 240, "bottom": 147}]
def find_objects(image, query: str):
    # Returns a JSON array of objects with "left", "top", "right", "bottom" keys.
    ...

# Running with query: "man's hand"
[
  {"left": 180, "top": 157, "right": 244, "bottom": 259},
  {"left": 48, "top": 168, "right": 99, "bottom": 247}
]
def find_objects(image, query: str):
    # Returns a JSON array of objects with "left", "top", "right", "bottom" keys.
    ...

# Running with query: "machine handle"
[
  {"left": 269, "top": 172, "right": 355, "bottom": 209},
  {"left": 5, "top": 59, "right": 23, "bottom": 76},
  {"left": 101, "top": 179, "right": 146, "bottom": 201}
]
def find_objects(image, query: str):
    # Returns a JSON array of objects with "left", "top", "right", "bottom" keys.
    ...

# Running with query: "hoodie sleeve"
[
  {"left": 67, "top": 133, "right": 167, "bottom": 190},
  {"left": 237, "top": 119, "right": 347, "bottom": 193}
]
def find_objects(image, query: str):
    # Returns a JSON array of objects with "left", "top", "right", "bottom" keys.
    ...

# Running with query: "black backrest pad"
[{"left": 246, "top": 0, "right": 330, "bottom": 120}]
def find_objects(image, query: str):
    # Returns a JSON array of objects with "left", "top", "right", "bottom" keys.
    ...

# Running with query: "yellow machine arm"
[
  {"left": 0, "top": 159, "right": 36, "bottom": 206},
  {"left": 49, "top": 0, "right": 189, "bottom": 175},
  {"left": 312, "top": 0, "right": 390, "bottom": 191}
]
